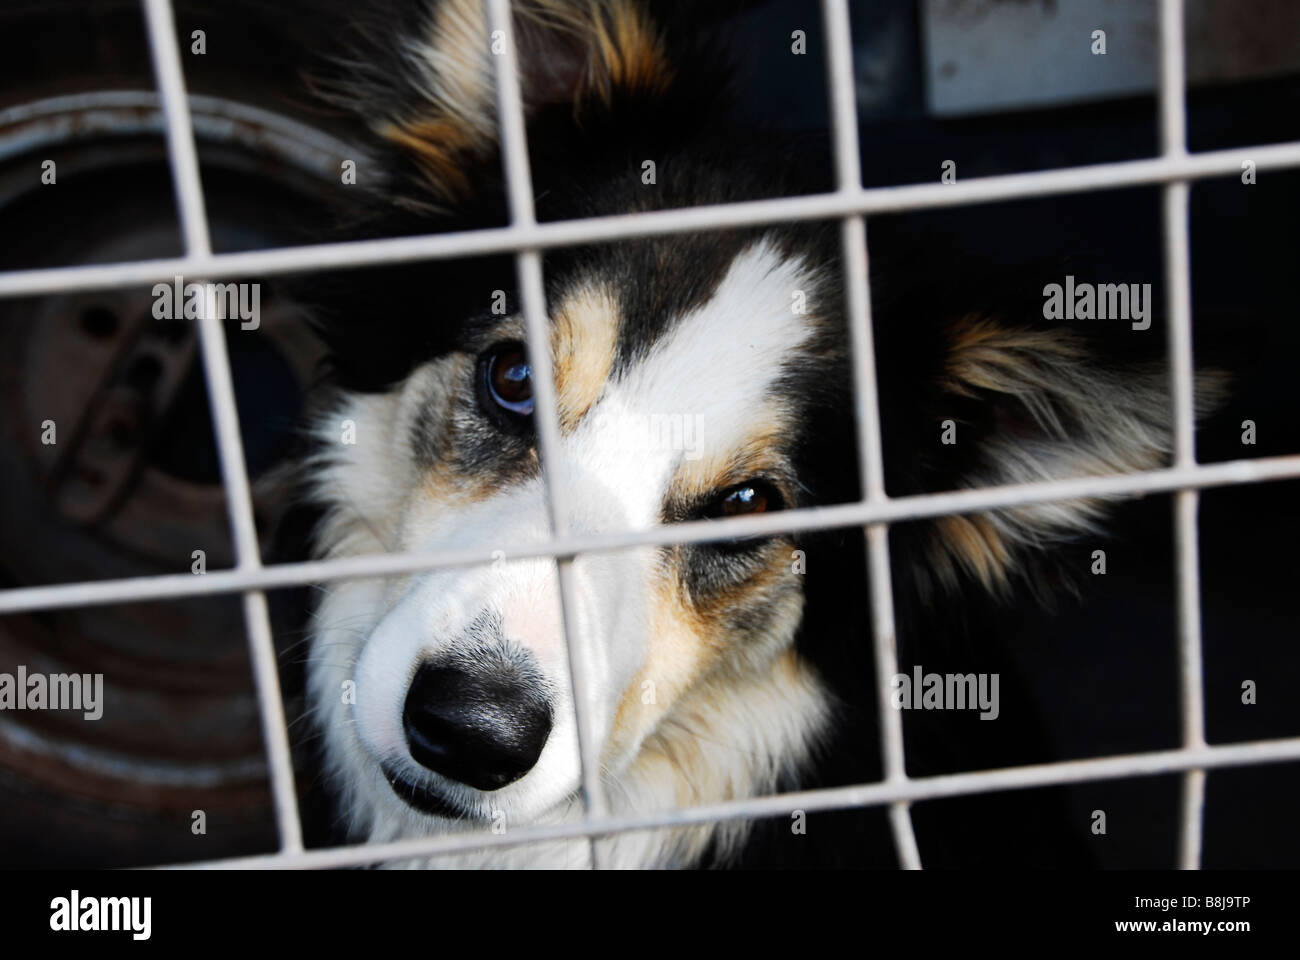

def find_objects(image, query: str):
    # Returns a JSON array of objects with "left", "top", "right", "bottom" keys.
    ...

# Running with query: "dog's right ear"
[{"left": 321, "top": 0, "right": 676, "bottom": 210}]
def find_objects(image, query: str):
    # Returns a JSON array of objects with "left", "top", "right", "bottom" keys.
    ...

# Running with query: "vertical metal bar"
[
  {"left": 142, "top": 0, "right": 210, "bottom": 258},
  {"left": 485, "top": 0, "right": 605, "bottom": 868},
  {"left": 1158, "top": 0, "right": 1206, "bottom": 870},
  {"left": 821, "top": 0, "right": 921, "bottom": 868},
  {"left": 1159, "top": 0, "right": 1189, "bottom": 162},
  {"left": 141, "top": 0, "right": 303, "bottom": 852},
  {"left": 191, "top": 311, "right": 306, "bottom": 854},
  {"left": 1173, "top": 485, "right": 1207, "bottom": 870},
  {"left": 515, "top": 251, "right": 607, "bottom": 821}
]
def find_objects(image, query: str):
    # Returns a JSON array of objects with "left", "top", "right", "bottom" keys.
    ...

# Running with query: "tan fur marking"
[
  {"left": 627, "top": 647, "right": 822, "bottom": 822},
  {"left": 514, "top": 1, "right": 674, "bottom": 104},
  {"left": 400, "top": 355, "right": 497, "bottom": 542},
  {"left": 934, "top": 513, "right": 1012, "bottom": 592},
  {"left": 607, "top": 567, "right": 709, "bottom": 760},
  {"left": 928, "top": 315, "right": 1228, "bottom": 598},
  {"left": 943, "top": 317, "right": 1085, "bottom": 402},
  {"left": 597, "top": 644, "right": 827, "bottom": 866},
  {"left": 670, "top": 410, "right": 792, "bottom": 502},
  {"left": 550, "top": 285, "right": 618, "bottom": 432},
  {"left": 607, "top": 542, "right": 799, "bottom": 766},
  {"left": 418, "top": 461, "right": 496, "bottom": 510},
  {"left": 381, "top": 0, "right": 674, "bottom": 199},
  {"left": 380, "top": 119, "right": 478, "bottom": 201},
  {"left": 583, "top": 0, "right": 674, "bottom": 100},
  {"left": 604, "top": 401, "right": 805, "bottom": 760},
  {"left": 690, "top": 548, "right": 791, "bottom": 634},
  {"left": 644, "top": 648, "right": 805, "bottom": 804}
]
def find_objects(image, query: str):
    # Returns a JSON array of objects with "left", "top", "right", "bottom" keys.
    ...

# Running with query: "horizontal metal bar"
[
  {"left": 157, "top": 734, "right": 1300, "bottom": 870},
  {"left": 2, "top": 453, "right": 1296, "bottom": 616},
  {"left": 2, "top": 141, "right": 1299, "bottom": 300}
]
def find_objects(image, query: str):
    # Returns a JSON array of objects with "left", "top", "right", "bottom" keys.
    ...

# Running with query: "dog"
[{"left": 298, "top": 0, "right": 1222, "bottom": 868}]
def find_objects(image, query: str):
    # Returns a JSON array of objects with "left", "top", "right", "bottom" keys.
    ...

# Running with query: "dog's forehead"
[
  {"left": 552, "top": 238, "right": 824, "bottom": 436},
  {"left": 534, "top": 239, "right": 827, "bottom": 531}
]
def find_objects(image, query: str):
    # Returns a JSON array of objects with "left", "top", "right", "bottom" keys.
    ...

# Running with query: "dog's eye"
[
  {"left": 705, "top": 481, "right": 784, "bottom": 519},
  {"left": 479, "top": 342, "right": 534, "bottom": 420}
]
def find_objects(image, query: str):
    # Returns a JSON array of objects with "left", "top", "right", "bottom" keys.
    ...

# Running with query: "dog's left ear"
[
  {"left": 332, "top": 0, "right": 675, "bottom": 208},
  {"left": 906, "top": 314, "right": 1227, "bottom": 597}
]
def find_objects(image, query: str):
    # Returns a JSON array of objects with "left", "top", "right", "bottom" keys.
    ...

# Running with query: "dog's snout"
[{"left": 402, "top": 660, "right": 552, "bottom": 791}]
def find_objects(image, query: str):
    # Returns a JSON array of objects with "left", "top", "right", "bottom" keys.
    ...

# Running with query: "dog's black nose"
[{"left": 402, "top": 661, "right": 552, "bottom": 791}]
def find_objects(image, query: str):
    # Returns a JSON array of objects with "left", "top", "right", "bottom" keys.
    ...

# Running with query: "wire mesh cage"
[{"left": 1, "top": 0, "right": 1299, "bottom": 870}]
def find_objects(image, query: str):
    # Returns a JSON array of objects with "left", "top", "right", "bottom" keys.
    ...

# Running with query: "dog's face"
[
  {"left": 305, "top": 1, "right": 861, "bottom": 859},
  {"left": 310, "top": 235, "right": 842, "bottom": 837}
]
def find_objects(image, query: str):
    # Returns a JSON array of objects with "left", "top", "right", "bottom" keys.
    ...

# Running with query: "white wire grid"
[{"left": 0, "top": 0, "right": 1297, "bottom": 869}]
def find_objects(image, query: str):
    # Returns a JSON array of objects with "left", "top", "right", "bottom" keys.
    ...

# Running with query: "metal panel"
[{"left": 925, "top": 0, "right": 1300, "bottom": 116}]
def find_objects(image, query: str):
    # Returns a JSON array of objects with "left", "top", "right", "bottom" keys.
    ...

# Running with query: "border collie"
[{"left": 301, "top": 0, "right": 1221, "bottom": 868}]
